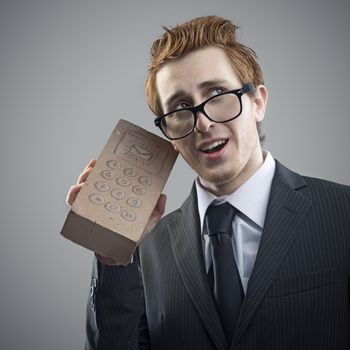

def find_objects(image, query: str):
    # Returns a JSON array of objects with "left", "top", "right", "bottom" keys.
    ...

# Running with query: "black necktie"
[{"left": 205, "top": 202, "right": 244, "bottom": 343}]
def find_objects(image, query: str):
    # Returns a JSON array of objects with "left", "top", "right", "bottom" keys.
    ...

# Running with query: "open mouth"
[{"left": 200, "top": 139, "right": 228, "bottom": 154}]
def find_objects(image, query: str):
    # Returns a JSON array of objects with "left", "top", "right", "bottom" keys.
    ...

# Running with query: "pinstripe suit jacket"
[{"left": 86, "top": 161, "right": 350, "bottom": 350}]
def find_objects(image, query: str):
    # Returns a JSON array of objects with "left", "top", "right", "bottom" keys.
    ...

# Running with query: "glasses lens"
[
  {"left": 204, "top": 93, "right": 241, "bottom": 121},
  {"left": 161, "top": 110, "right": 195, "bottom": 139}
]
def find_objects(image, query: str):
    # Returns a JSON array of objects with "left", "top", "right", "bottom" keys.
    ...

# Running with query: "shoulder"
[
  {"left": 273, "top": 160, "right": 350, "bottom": 221},
  {"left": 288, "top": 170, "right": 350, "bottom": 227},
  {"left": 301, "top": 174, "right": 350, "bottom": 200},
  {"left": 301, "top": 176, "right": 350, "bottom": 223},
  {"left": 274, "top": 159, "right": 350, "bottom": 198}
]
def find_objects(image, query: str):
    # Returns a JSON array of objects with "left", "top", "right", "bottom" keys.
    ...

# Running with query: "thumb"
[{"left": 140, "top": 194, "right": 167, "bottom": 242}]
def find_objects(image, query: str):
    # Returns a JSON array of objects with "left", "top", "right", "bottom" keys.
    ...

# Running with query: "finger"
[
  {"left": 140, "top": 194, "right": 167, "bottom": 241},
  {"left": 77, "top": 166, "right": 94, "bottom": 184},
  {"left": 148, "top": 194, "right": 167, "bottom": 221},
  {"left": 155, "top": 194, "right": 167, "bottom": 216},
  {"left": 66, "top": 183, "right": 84, "bottom": 206},
  {"left": 84, "top": 159, "right": 97, "bottom": 170}
]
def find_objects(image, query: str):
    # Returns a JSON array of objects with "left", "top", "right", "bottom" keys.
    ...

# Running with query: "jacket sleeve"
[{"left": 85, "top": 252, "right": 150, "bottom": 350}]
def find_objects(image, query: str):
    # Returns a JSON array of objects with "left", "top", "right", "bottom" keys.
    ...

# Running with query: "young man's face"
[{"left": 156, "top": 46, "right": 268, "bottom": 196}]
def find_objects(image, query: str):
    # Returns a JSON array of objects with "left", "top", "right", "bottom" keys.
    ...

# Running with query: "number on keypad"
[{"left": 89, "top": 155, "right": 154, "bottom": 223}]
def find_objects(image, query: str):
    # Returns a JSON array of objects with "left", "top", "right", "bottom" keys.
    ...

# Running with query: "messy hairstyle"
[{"left": 145, "top": 15, "right": 265, "bottom": 142}]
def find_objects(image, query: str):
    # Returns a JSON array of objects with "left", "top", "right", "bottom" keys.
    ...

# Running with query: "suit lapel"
[
  {"left": 169, "top": 184, "right": 228, "bottom": 350},
  {"left": 233, "top": 161, "right": 311, "bottom": 345}
]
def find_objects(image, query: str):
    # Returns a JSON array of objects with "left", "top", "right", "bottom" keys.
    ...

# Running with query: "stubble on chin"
[
  {"left": 196, "top": 157, "right": 243, "bottom": 191},
  {"left": 179, "top": 149, "right": 246, "bottom": 192}
]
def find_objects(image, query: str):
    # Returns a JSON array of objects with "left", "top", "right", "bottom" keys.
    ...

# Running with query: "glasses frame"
[{"left": 154, "top": 83, "right": 255, "bottom": 140}]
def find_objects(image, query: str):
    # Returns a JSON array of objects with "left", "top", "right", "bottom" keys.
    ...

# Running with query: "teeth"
[{"left": 201, "top": 140, "right": 226, "bottom": 152}]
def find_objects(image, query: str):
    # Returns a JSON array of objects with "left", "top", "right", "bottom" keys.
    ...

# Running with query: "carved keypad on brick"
[
  {"left": 66, "top": 120, "right": 178, "bottom": 266},
  {"left": 88, "top": 159, "right": 154, "bottom": 223},
  {"left": 101, "top": 170, "right": 116, "bottom": 181},
  {"left": 94, "top": 181, "right": 110, "bottom": 192},
  {"left": 106, "top": 160, "right": 121, "bottom": 170},
  {"left": 111, "top": 189, "right": 125, "bottom": 200},
  {"left": 89, "top": 194, "right": 105, "bottom": 205}
]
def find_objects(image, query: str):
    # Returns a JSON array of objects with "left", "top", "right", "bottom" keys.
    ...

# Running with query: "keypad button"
[
  {"left": 124, "top": 168, "right": 137, "bottom": 177},
  {"left": 121, "top": 209, "right": 136, "bottom": 222},
  {"left": 138, "top": 176, "right": 152, "bottom": 186},
  {"left": 106, "top": 160, "right": 121, "bottom": 170},
  {"left": 127, "top": 197, "right": 142, "bottom": 208},
  {"left": 111, "top": 189, "right": 126, "bottom": 200},
  {"left": 117, "top": 177, "right": 131, "bottom": 187},
  {"left": 94, "top": 181, "right": 110, "bottom": 192},
  {"left": 105, "top": 202, "right": 121, "bottom": 213},
  {"left": 101, "top": 170, "right": 116, "bottom": 181},
  {"left": 132, "top": 185, "right": 146, "bottom": 196},
  {"left": 89, "top": 194, "right": 105, "bottom": 205}
]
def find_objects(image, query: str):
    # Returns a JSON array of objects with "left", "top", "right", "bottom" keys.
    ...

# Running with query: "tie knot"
[{"left": 205, "top": 202, "right": 237, "bottom": 237}]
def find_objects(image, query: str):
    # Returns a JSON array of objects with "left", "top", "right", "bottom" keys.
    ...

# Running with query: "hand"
[
  {"left": 65, "top": 158, "right": 167, "bottom": 266},
  {"left": 140, "top": 193, "right": 167, "bottom": 241},
  {"left": 97, "top": 194, "right": 167, "bottom": 265},
  {"left": 66, "top": 159, "right": 97, "bottom": 206}
]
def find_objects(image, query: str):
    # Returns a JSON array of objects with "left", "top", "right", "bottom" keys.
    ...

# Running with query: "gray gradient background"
[{"left": 1, "top": 0, "right": 349, "bottom": 348}]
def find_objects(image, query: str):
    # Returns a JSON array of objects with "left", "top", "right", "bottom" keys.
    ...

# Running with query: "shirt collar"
[{"left": 196, "top": 151, "right": 276, "bottom": 231}]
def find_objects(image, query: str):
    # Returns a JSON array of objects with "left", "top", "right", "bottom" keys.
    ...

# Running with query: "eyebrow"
[
  {"left": 197, "top": 79, "right": 229, "bottom": 90},
  {"left": 164, "top": 91, "right": 186, "bottom": 111},
  {"left": 164, "top": 79, "right": 230, "bottom": 111}
]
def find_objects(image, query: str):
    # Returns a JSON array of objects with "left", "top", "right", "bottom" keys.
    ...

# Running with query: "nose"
[{"left": 195, "top": 112, "right": 214, "bottom": 133}]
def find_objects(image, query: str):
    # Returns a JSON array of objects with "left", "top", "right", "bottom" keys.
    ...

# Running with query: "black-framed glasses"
[{"left": 154, "top": 83, "right": 255, "bottom": 140}]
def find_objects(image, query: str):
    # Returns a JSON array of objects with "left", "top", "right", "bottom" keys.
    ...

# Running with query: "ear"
[{"left": 253, "top": 85, "right": 268, "bottom": 123}]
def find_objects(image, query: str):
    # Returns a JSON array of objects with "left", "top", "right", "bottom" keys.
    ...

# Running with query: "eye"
[
  {"left": 208, "top": 87, "right": 226, "bottom": 97},
  {"left": 173, "top": 101, "right": 190, "bottom": 111}
]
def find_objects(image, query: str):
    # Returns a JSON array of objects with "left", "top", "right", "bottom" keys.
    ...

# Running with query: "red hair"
[{"left": 145, "top": 15, "right": 264, "bottom": 117}]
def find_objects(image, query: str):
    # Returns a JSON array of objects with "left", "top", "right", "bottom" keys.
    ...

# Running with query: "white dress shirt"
[{"left": 195, "top": 151, "right": 276, "bottom": 293}]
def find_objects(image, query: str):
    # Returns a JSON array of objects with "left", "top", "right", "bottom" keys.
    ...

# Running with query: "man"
[{"left": 66, "top": 16, "right": 350, "bottom": 349}]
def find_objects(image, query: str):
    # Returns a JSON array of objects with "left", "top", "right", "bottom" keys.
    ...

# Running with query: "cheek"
[
  {"left": 175, "top": 139, "right": 193, "bottom": 157},
  {"left": 231, "top": 115, "right": 258, "bottom": 148}
]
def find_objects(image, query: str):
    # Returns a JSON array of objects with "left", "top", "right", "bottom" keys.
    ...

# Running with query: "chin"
[
  {"left": 199, "top": 167, "right": 239, "bottom": 187},
  {"left": 184, "top": 154, "right": 243, "bottom": 188}
]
